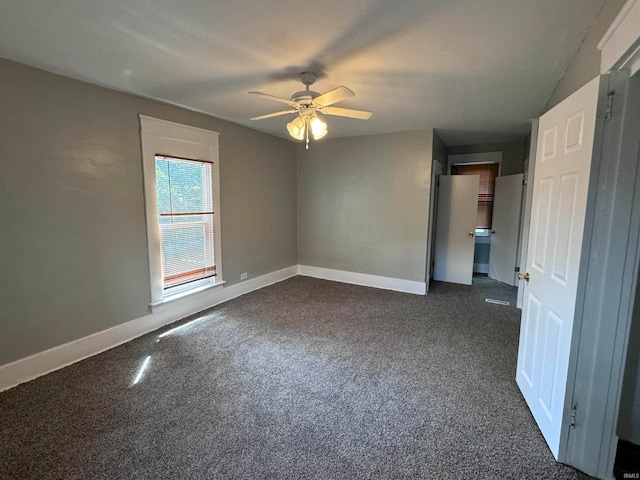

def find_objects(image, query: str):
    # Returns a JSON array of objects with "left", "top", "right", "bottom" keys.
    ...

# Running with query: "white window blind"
[{"left": 155, "top": 155, "right": 216, "bottom": 290}]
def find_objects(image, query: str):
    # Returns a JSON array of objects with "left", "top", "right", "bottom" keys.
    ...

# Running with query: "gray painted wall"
[
  {"left": 298, "top": 130, "right": 432, "bottom": 283},
  {"left": 445, "top": 141, "right": 526, "bottom": 176},
  {"left": 0, "top": 58, "right": 297, "bottom": 365},
  {"left": 545, "top": 0, "right": 627, "bottom": 111}
]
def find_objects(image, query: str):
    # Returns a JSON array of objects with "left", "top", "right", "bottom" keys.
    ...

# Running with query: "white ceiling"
[{"left": 0, "top": 0, "right": 605, "bottom": 145}]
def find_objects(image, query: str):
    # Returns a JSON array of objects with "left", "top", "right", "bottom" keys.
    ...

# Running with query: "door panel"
[
  {"left": 489, "top": 174, "right": 524, "bottom": 285},
  {"left": 553, "top": 173, "right": 579, "bottom": 283},
  {"left": 521, "top": 293, "right": 541, "bottom": 388},
  {"left": 433, "top": 175, "right": 479, "bottom": 285},
  {"left": 516, "top": 76, "right": 602, "bottom": 458},
  {"left": 532, "top": 177, "right": 553, "bottom": 272}
]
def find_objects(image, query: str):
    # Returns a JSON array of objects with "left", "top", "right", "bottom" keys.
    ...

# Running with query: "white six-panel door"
[
  {"left": 516, "top": 77, "right": 601, "bottom": 458},
  {"left": 433, "top": 175, "right": 479, "bottom": 285}
]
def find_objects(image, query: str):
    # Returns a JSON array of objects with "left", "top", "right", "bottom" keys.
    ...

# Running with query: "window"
[
  {"left": 156, "top": 156, "right": 216, "bottom": 290},
  {"left": 451, "top": 163, "right": 500, "bottom": 228},
  {"left": 140, "top": 116, "right": 222, "bottom": 307}
]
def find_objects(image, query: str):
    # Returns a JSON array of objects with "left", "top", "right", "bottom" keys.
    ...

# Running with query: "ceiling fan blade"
[
  {"left": 250, "top": 109, "right": 297, "bottom": 120},
  {"left": 249, "top": 91, "right": 297, "bottom": 107},
  {"left": 313, "top": 86, "right": 355, "bottom": 107},
  {"left": 320, "top": 106, "right": 372, "bottom": 120}
]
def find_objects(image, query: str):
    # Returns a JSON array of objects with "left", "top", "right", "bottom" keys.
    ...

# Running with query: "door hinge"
[
  {"left": 515, "top": 266, "right": 520, "bottom": 272},
  {"left": 523, "top": 180, "right": 527, "bottom": 186},
  {"left": 605, "top": 90, "right": 615, "bottom": 120},
  {"left": 569, "top": 401, "right": 578, "bottom": 428}
]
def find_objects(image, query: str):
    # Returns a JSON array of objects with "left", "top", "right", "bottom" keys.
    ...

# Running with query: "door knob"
[
  {"left": 518, "top": 272, "right": 530, "bottom": 282},
  {"left": 491, "top": 230, "right": 496, "bottom": 234},
  {"left": 468, "top": 232, "right": 475, "bottom": 237}
]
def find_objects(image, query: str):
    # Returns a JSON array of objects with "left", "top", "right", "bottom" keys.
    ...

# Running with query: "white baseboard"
[
  {"left": 298, "top": 265, "right": 426, "bottom": 295},
  {"left": 0, "top": 263, "right": 424, "bottom": 392},
  {"left": 0, "top": 265, "right": 298, "bottom": 393}
]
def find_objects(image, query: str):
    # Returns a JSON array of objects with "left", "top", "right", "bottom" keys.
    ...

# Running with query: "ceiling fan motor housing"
[
  {"left": 290, "top": 91, "right": 320, "bottom": 105},
  {"left": 291, "top": 72, "right": 320, "bottom": 105}
]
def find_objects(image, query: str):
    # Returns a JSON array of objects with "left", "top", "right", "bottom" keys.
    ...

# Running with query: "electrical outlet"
[{"left": 241, "top": 272, "right": 247, "bottom": 280}]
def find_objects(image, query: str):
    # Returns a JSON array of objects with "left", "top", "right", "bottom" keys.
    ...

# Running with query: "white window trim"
[{"left": 139, "top": 115, "right": 224, "bottom": 310}]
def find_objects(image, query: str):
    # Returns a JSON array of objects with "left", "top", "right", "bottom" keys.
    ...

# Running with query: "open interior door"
[
  {"left": 489, "top": 174, "right": 524, "bottom": 286},
  {"left": 433, "top": 175, "right": 479, "bottom": 285},
  {"left": 516, "top": 76, "right": 603, "bottom": 458}
]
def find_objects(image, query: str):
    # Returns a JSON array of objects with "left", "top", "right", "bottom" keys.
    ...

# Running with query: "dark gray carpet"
[{"left": 0, "top": 276, "right": 579, "bottom": 479}]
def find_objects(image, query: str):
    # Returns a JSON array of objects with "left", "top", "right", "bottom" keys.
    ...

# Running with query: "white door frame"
[{"left": 598, "top": 0, "right": 640, "bottom": 77}]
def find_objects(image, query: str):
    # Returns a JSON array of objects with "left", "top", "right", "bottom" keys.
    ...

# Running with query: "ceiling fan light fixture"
[
  {"left": 287, "top": 116, "right": 306, "bottom": 140},
  {"left": 250, "top": 72, "right": 371, "bottom": 146}
]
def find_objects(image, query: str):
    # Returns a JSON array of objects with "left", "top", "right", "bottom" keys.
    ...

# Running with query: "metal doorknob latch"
[
  {"left": 468, "top": 232, "right": 475, "bottom": 237},
  {"left": 518, "top": 272, "right": 530, "bottom": 282}
]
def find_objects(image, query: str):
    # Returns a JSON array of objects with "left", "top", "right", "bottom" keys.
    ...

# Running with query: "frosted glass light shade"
[
  {"left": 287, "top": 116, "right": 306, "bottom": 140},
  {"left": 310, "top": 115, "right": 327, "bottom": 139}
]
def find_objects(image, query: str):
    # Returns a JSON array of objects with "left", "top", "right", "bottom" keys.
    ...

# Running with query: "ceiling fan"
[{"left": 249, "top": 72, "right": 372, "bottom": 148}]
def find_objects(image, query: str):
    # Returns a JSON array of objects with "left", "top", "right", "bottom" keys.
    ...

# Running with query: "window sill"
[{"left": 149, "top": 280, "right": 226, "bottom": 313}]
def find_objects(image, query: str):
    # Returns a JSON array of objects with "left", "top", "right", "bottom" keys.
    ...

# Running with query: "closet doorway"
[{"left": 434, "top": 152, "right": 523, "bottom": 286}]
